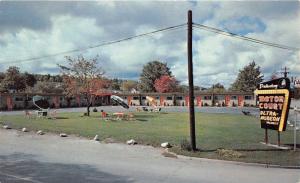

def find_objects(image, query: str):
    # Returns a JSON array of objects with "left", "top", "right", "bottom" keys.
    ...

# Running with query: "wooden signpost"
[{"left": 255, "top": 77, "right": 291, "bottom": 146}]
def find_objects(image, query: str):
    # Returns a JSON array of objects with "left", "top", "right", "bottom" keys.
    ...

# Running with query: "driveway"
[{"left": 0, "top": 129, "right": 299, "bottom": 183}]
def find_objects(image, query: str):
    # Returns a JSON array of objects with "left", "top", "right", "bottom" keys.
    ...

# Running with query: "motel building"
[
  {"left": 118, "top": 91, "right": 256, "bottom": 107},
  {"left": 0, "top": 91, "right": 256, "bottom": 111}
]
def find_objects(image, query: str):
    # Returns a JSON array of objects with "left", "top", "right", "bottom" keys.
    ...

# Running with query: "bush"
[
  {"left": 244, "top": 103, "right": 250, "bottom": 107},
  {"left": 180, "top": 139, "right": 192, "bottom": 151}
]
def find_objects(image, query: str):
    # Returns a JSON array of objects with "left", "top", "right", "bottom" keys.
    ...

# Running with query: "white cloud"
[{"left": 0, "top": 15, "right": 105, "bottom": 73}]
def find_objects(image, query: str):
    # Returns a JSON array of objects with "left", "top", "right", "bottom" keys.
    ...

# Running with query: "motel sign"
[{"left": 255, "top": 78, "right": 291, "bottom": 132}]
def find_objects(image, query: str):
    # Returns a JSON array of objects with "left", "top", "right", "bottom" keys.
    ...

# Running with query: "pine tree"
[{"left": 230, "top": 61, "right": 263, "bottom": 92}]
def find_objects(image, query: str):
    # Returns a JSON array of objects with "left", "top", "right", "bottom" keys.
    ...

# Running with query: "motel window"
[
  {"left": 176, "top": 96, "right": 183, "bottom": 100},
  {"left": 231, "top": 96, "right": 237, "bottom": 100},
  {"left": 204, "top": 96, "right": 211, "bottom": 100},
  {"left": 133, "top": 96, "right": 139, "bottom": 100},
  {"left": 166, "top": 96, "right": 173, "bottom": 100},
  {"left": 244, "top": 96, "right": 252, "bottom": 100},
  {"left": 15, "top": 97, "right": 23, "bottom": 101}
]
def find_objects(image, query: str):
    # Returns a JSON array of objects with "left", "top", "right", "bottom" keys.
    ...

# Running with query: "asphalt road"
[
  {"left": 0, "top": 129, "right": 299, "bottom": 183},
  {"left": 1, "top": 99, "right": 299, "bottom": 116}
]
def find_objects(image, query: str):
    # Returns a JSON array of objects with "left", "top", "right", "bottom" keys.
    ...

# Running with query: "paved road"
[
  {"left": 0, "top": 129, "right": 299, "bottom": 183},
  {"left": 1, "top": 99, "right": 299, "bottom": 116}
]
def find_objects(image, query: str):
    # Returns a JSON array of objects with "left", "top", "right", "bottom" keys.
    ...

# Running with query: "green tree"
[
  {"left": 0, "top": 72, "right": 5, "bottom": 81},
  {"left": 58, "top": 55, "right": 105, "bottom": 116},
  {"left": 24, "top": 81, "right": 62, "bottom": 94},
  {"left": 208, "top": 83, "right": 226, "bottom": 92},
  {"left": 121, "top": 80, "right": 138, "bottom": 92},
  {"left": 24, "top": 72, "right": 37, "bottom": 87},
  {"left": 110, "top": 78, "right": 122, "bottom": 91},
  {"left": 138, "top": 61, "right": 172, "bottom": 92},
  {"left": 1, "top": 66, "right": 26, "bottom": 92},
  {"left": 177, "top": 85, "right": 202, "bottom": 93},
  {"left": 230, "top": 61, "right": 263, "bottom": 92}
]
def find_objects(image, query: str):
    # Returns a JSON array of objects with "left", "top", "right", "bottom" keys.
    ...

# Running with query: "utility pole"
[
  {"left": 187, "top": 10, "right": 196, "bottom": 151},
  {"left": 281, "top": 66, "right": 289, "bottom": 78}
]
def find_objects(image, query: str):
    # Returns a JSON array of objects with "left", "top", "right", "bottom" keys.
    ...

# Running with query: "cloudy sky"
[{"left": 0, "top": 1, "right": 299, "bottom": 88}]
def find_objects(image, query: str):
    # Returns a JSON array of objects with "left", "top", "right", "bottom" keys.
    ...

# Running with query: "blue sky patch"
[{"left": 220, "top": 16, "right": 266, "bottom": 36}]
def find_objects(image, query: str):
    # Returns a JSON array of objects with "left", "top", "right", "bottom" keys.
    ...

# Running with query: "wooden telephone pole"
[{"left": 187, "top": 10, "right": 196, "bottom": 151}]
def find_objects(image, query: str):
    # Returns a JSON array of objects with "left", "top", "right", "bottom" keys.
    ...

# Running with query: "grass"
[{"left": 1, "top": 111, "right": 299, "bottom": 166}]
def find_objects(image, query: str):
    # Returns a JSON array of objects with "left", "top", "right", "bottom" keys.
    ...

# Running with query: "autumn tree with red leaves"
[
  {"left": 59, "top": 55, "right": 107, "bottom": 116},
  {"left": 154, "top": 75, "right": 178, "bottom": 93}
]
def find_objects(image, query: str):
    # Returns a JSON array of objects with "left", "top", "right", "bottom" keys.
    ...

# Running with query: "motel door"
[
  {"left": 196, "top": 96, "right": 201, "bottom": 107},
  {"left": 225, "top": 95, "right": 230, "bottom": 106},
  {"left": 160, "top": 96, "right": 165, "bottom": 106},
  {"left": 238, "top": 96, "right": 244, "bottom": 107},
  {"left": 185, "top": 96, "right": 189, "bottom": 106},
  {"left": 6, "top": 96, "right": 13, "bottom": 110}
]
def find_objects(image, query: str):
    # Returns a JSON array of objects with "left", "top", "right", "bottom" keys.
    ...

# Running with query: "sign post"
[
  {"left": 294, "top": 107, "right": 297, "bottom": 151},
  {"left": 255, "top": 78, "right": 292, "bottom": 146}
]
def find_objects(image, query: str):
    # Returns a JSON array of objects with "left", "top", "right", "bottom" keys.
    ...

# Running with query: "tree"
[
  {"left": 230, "top": 61, "right": 263, "bottom": 92},
  {"left": 121, "top": 80, "right": 138, "bottom": 92},
  {"left": 0, "top": 72, "right": 5, "bottom": 82},
  {"left": 138, "top": 61, "right": 172, "bottom": 92},
  {"left": 31, "top": 81, "right": 64, "bottom": 94},
  {"left": 154, "top": 75, "right": 178, "bottom": 93},
  {"left": 24, "top": 72, "right": 37, "bottom": 87},
  {"left": 208, "top": 83, "right": 226, "bottom": 92},
  {"left": 110, "top": 78, "right": 122, "bottom": 91},
  {"left": 176, "top": 85, "right": 203, "bottom": 93},
  {"left": 1, "top": 66, "right": 26, "bottom": 92},
  {"left": 58, "top": 55, "right": 105, "bottom": 116}
]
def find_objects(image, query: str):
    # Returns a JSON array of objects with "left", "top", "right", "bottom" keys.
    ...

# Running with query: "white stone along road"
[{"left": 0, "top": 129, "right": 299, "bottom": 183}]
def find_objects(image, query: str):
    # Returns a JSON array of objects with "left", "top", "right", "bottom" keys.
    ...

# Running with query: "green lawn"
[{"left": 1, "top": 111, "right": 299, "bottom": 166}]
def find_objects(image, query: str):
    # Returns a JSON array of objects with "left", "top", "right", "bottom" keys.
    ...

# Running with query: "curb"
[{"left": 166, "top": 149, "right": 300, "bottom": 169}]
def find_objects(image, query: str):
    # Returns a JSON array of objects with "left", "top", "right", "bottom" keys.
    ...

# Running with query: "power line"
[
  {"left": 2, "top": 22, "right": 298, "bottom": 65},
  {"left": 192, "top": 23, "right": 299, "bottom": 51},
  {"left": 0, "top": 23, "right": 187, "bottom": 65}
]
